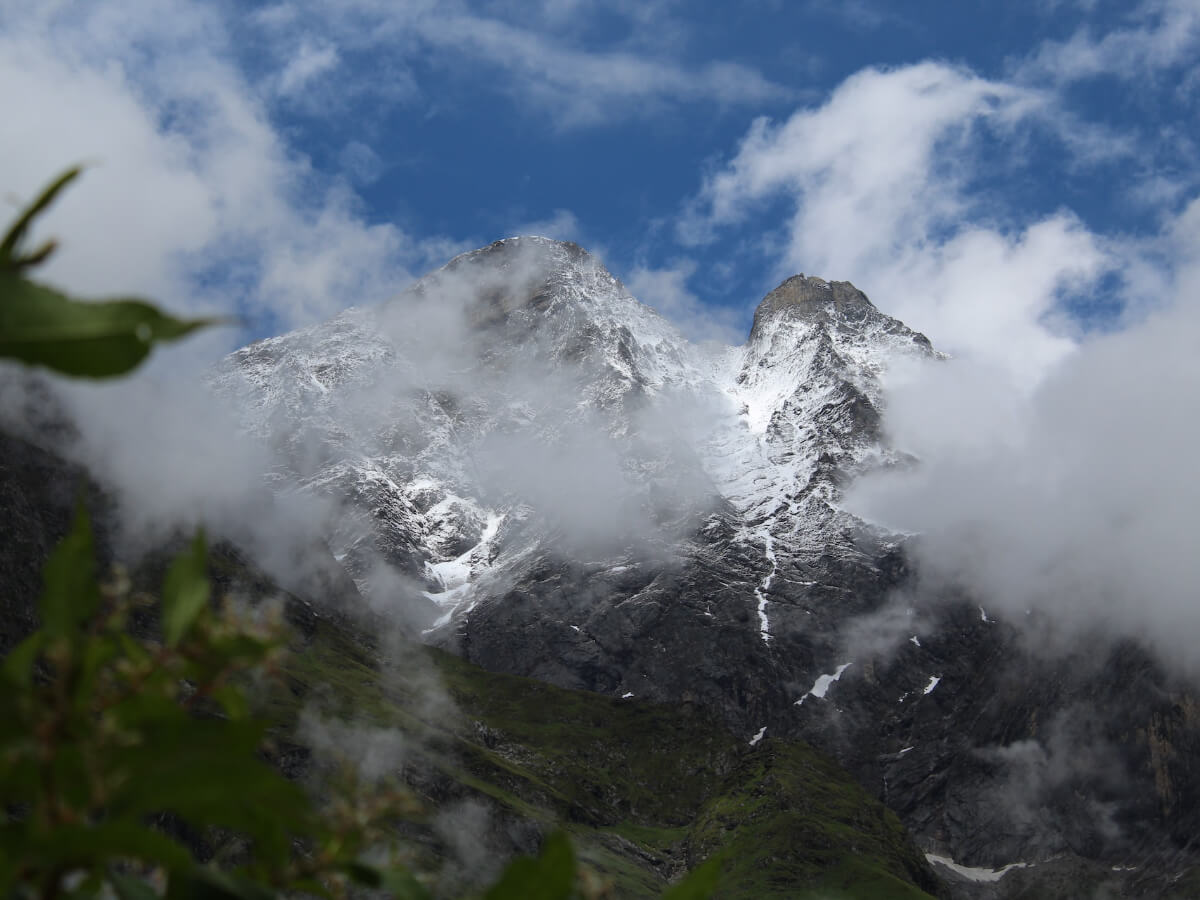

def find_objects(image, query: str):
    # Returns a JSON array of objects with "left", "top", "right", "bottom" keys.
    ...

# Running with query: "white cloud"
[
  {"left": 625, "top": 260, "right": 745, "bottom": 345},
  {"left": 251, "top": 0, "right": 788, "bottom": 127},
  {"left": 686, "top": 62, "right": 1036, "bottom": 236},
  {"left": 846, "top": 219, "right": 1200, "bottom": 666},
  {"left": 1008, "top": 0, "right": 1200, "bottom": 210},
  {"left": 276, "top": 38, "right": 340, "bottom": 98},
  {"left": 506, "top": 208, "right": 581, "bottom": 243},
  {"left": 683, "top": 62, "right": 1102, "bottom": 384},
  {"left": 422, "top": 14, "right": 786, "bottom": 125},
  {"left": 1019, "top": 0, "right": 1200, "bottom": 84},
  {"left": 0, "top": 0, "right": 783, "bottom": 360},
  {"left": 0, "top": 0, "right": 451, "bottom": 349},
  {"left": 495, "top": 0, "right": 686, "bottom": 50}
]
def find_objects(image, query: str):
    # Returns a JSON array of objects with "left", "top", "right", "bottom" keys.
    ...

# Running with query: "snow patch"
[
  {"left": 923, "top": 675, "right": 941, "bottom": 695},
  {"left": 749, "top": 726, "right": 767, "bottom": 746},
  {"left": 753, "top": 529, "right": 777, "bottom": 643},
  {"left": 421, "top": 511, "right": 505, "bottom": 630},
  {"left": 796, "top": 662, "right": 853, "bottom": 704},
  {"left": 925, "top": 854, "right": 1029, "bottom": 883},
  {"left": 910, "top": 635, "right": 921, "bottom": 647},
  {"left": 621, "top": 692, "right": 634, "bottom": 699}
]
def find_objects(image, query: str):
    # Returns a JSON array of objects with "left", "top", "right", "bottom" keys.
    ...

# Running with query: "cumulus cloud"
[
  {"left": 0, "top": 0, "right": 785, "bottom": 353},
  {"left": 0, "top": 0, "right": 785, "bottom": 351},
  {"left": 0, "top": 0, "right": 468, "bottom": 624},
  {"left": 681, "top": 61, "right": 1116, "bottom": 384},
  {"left": 0, "top": 1, "right": 450, "bottom": 343}
]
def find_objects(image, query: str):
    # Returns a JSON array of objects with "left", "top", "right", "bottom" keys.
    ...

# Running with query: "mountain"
[
  {"left": 0, "top": 422, "right": 941, "bottom": 899},
  {"left": 211, "top": 236, "right": 927, "bottom": 721},
  {"left": 208, "top": 236, "right": 1200, "bottom": 896}
]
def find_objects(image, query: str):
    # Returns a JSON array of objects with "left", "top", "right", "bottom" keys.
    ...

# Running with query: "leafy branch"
[{"left": 0, "top": 167, "right": 222, "bottom": 378}]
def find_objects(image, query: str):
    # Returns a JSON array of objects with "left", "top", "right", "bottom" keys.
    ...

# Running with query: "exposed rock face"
[
  {"left": 210, "top": 237, "right": 1200, "bottom": 893},
  {"left": 0, "top": 429, "right": 93, "bottom": 654}
]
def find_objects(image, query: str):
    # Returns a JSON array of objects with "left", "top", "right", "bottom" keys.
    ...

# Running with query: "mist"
[{"left": 845, "top": 254, "right": 1200, "bottom": 670}]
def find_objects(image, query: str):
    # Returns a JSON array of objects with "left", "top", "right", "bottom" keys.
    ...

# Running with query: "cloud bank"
[{"left": 847, "top": 233, "right": 1200, "bottom": 666}]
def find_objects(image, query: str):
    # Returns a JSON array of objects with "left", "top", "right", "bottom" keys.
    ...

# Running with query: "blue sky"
[{"left": 2, "top": 0, "right": 1199, "bottom": 370}]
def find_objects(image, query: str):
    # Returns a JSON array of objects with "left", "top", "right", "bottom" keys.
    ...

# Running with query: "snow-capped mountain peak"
[{"left": 213, "top": 240, "right": 931, "bottom": 644}]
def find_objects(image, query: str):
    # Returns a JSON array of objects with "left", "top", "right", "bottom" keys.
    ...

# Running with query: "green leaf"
[
  {"left": 285, "top": 880, "right": 333, "bottom": 900},
  {"left": 660, "top": 854, "right": 724, "bottom": 900},
  {"left": 162, "top": 532, "right": 210, "bottom": 646},
  {"left": 341, "top": 862, "right": 382, "bottom": 888},
  {"left": 167, "top": 868, "right": 276, "bottom": 900},
  {"left": 2, "top": 630, "right": 45, "bottom": 687},
  {"left": 50, "top": 742, "right": 93, "bottom": 810},
  {"left": 39, "top": 501, "right": 99, "bottom": 636},
  {"left": 341, "top": 861, "right": 432, "bottom": 898},
  {"left": 0, "top": 167, "right": 81, "bottom": 267},
  {"left": 11, "top": 820, "right": 192, "bottom": 869},
  {"left": 117, "top": 632, "right": 153, "bottom": 666},
  {"left": 484, "top": 831, "right": 575, "bottom": 900},
  {"left": 210, "top": 683, "right": 249, "bottom": 720},
  {"left": 378, "top": 867, "right": 434, "bottom": 900},
  {"left": 285, "top": 879, "right": 335, "bottom": 900},
  {"left": 75, "top": 635, "right": 120, "bottom": 705},
  {"left": 105, "top": 718, "right": 313, "bottom": 864},
  {"left": 109, "top": 872, "right": 163, "bottom": 900},
  {"left": 0, "top": 273, "right": 221, "bottom": 378}
]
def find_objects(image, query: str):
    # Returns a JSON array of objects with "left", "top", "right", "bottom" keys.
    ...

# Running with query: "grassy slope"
[{"left": 278, "top": 617, "right": 942, "bottom": 899}]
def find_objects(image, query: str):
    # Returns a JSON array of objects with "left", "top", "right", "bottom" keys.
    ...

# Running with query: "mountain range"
[{"left": 5, "top": 236, "right": 1200, "bottom": 897}]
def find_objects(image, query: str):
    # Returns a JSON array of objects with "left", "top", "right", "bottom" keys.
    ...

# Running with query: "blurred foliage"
[
  {"left": 0, "top": 167, "right": 220, "bottom": 378},
  {"left": 0, "top": 505, "right": 423, "bottom": 898}
]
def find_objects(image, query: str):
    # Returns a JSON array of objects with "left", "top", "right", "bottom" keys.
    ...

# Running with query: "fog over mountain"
[
  {"left": 5, "top": 228, "right": 1200, "bottom": 894},
  {"left": 848, "top": 277, "right": 1200, "bottom": 670}
]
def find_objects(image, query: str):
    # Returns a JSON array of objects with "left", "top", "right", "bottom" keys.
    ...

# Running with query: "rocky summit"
[{"left": 199, "top": 237, "right": 1200, "bottom": 895}]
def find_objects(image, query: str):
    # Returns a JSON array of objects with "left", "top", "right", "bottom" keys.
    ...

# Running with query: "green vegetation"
[
  {"left": 0, "top": 507, "right": 430, "bottom": 898},
  {"left": 268, "top": 599, "right": 940, "bottom": 898},
  {"left": 687, "top": 743, "right": 934, "bottom": 899}
]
